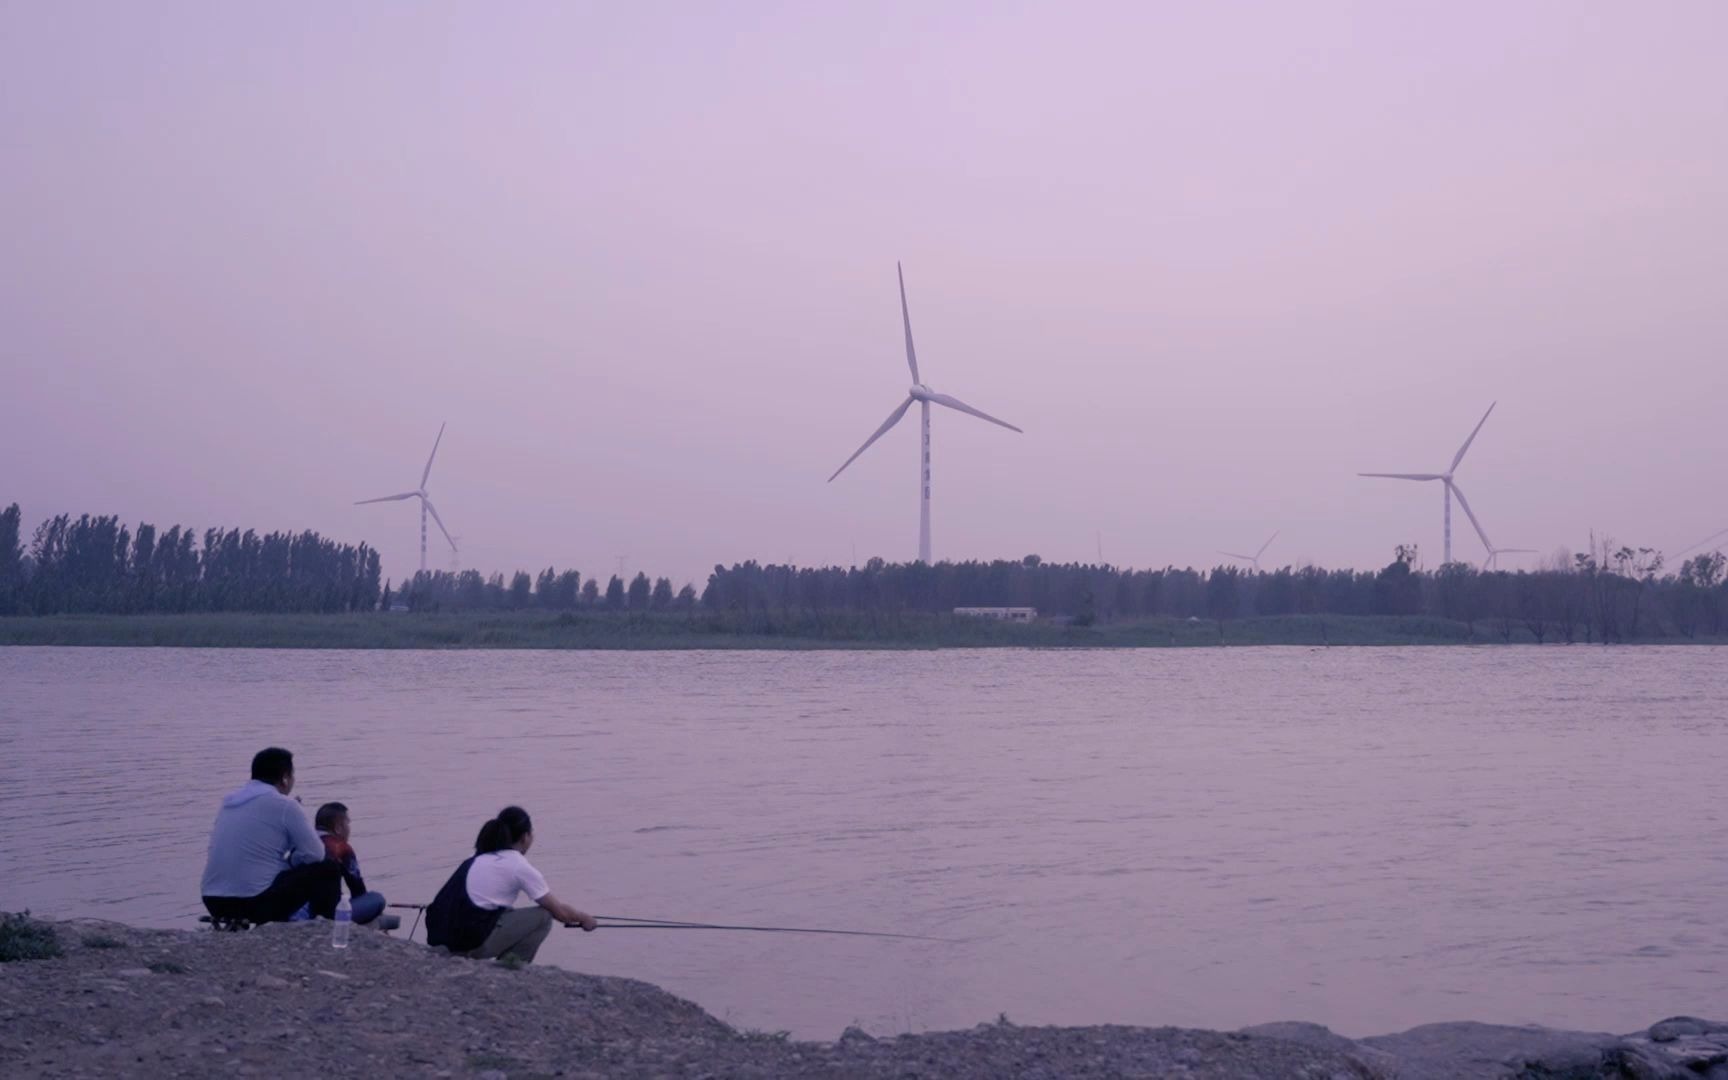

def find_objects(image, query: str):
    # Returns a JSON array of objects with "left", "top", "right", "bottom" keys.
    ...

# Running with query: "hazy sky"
[{"left": 4, "top": 2, "right": 1725, "bottom": 587}]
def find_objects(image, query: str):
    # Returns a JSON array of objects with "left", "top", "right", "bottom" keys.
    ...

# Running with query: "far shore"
[{"left": 3, "top": 610, "right": 1725, "bottom": 651}]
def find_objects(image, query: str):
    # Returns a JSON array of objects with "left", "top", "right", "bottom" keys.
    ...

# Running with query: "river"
[{"left": 3, "top": 645, "right": 1724, "bottom": 1038}]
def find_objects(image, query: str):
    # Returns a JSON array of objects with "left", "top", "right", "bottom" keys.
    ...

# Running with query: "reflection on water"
[{"left": 3, "top": 645, "right": 1726, "bottom": 1038}]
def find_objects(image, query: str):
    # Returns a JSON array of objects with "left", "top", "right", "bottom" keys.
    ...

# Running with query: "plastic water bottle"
[{"left": 331, "top": 896, "right": 351, "bottom": 949}]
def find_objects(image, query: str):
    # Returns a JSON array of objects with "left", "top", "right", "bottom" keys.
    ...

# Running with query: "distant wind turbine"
[
  {"left": 828, "top": 263, "right": 1023, "bottom": 564},
  {"left": 1482, "top": 544, "right": 1538, "bottom": 571},
  {"left": 1220, "top": 530, "right": 1280, "bottom": 572},
  {"left": 355, "top": 423, "right": 458, "bottom": 575},
  {"left": 1360, "top": 403, "right": 1505, "bottom": 565}
]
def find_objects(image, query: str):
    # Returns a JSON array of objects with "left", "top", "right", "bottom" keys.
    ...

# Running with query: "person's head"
[
  {"left": 315, "top": 802, "right": 350, "bottom": 839},
  {"left": 474, "top": 805, "right": 533, "bottom": 855},
  {"left": 250, "top": 747, "right": 295, "bottom": 795}
]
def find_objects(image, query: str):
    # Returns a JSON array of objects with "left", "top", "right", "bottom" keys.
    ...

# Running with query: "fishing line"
[
  {"left": 388, "top": 903, "right": 951, "bottom": 941},
  {"left": 591, "top": 916, "right": 952, "bottom": 941}
]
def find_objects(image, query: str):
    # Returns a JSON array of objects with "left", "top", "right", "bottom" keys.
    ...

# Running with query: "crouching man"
[{"left": 200, "top": 747, "right": 338, "bottom": 925}]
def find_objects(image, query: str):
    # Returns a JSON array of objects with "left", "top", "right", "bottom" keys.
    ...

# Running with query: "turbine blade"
[
  {"left": 1449, "top": 402, "right": 1495, "bottom": 473},
  {"left": 421, "top": 422, "right": 446, "bottom": 489},
  {"left": 898, "top": 262, "right": 920, "bottom": 385},
  {"left": 1256, "top": 530, "right": 1280, "bottom": 559},
  {"left": 927, "top": 392, "right": 1023, "bottom": 433},
  {"left": 354, "top": 492, "right": 420, "bottom": 505},
  {"left": 1359, "top": 472, "right": 1442, "bottom": 481},
  {"left": 1447, "top": 481, "right": 1495, "bottom": 553},
  {"left": 422, "top": 498, "right": 458, "bottom": 552},
  {"left": 1219, "top": 551, "right": 1253, "bottom": 561},
  {"left": 828, "top": 396, "right": 914, "bottom": 482}
]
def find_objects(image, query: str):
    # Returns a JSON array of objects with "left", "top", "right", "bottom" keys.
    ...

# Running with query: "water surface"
[{"left": 3, "top": 646, "right": 1725, "bottom": 1037}]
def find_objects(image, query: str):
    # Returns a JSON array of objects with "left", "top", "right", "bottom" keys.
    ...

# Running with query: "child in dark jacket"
[{"left": 307, "top": 802, "right": 388, "bottom": 925}]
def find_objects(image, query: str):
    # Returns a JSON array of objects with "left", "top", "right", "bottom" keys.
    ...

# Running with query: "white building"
[{"left": 953, "top": 606, "right": 1037, "bottom": 622}]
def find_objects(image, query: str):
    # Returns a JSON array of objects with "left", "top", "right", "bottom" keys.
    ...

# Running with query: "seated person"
[
  {"left": 426, "top": 805, "right": 595, "bottom": 964},
  {"left": 304, "top": 802, "right": 388, "bottom": 926},
  {"left": 200, "top": 747, "right": 338, "bottom": 925}
]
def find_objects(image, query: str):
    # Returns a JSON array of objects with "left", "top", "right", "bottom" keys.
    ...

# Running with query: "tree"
[
  {"left": 0, "top": 503, "right": 22, "bottom": 614},
  {"left": 1206, "top": 566, "right": 1240, "bottom": 623},
  {"left": 650, "top": 576, "right": 673, "bottom": 610},
  {"left": 675, "top": 583, "right": 697, "bottom": 610},
  {"left": 581, "top": 578, "right": 600, "bottom": 607},
  {"left": 627, "top": 572, "right": 651, "bottom": 610},
  {"left": 604, "top": 575, "right": 625, "bottom": 610},
  {"left": 1678, "top": 551, "right": 1726, "bottom": 638},
  {"left": 1372, "top": 546, "right": 1423, "bottom": 616},
  {"left": 1516, "top": 572, "right": 1549, "bottom": 644},
  {"left": 509, "top": 571, "right": 533, "bottom": 609}
]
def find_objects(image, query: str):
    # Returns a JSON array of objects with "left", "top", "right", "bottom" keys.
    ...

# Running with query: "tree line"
[
  {"left": 393, "top": 568, "right": 697, "bottom": 613},
  {"left": 0, "top": 505, "right": 381, "bottom": 615},
  {"left": 694, "top": 540, "right": 1727, "bottom": 643},
  {"left": 4, "top": 503, "right": 1724, "bottom": 642}
]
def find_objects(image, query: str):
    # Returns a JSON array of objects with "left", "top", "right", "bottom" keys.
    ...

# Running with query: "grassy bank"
[{"left": 4, "top": 610, "right": 1716, "bottom": 649}]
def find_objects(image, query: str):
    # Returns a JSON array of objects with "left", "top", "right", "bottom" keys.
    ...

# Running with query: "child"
[{"left": 308, "top": 802, "right": 391, "bottom": 927}]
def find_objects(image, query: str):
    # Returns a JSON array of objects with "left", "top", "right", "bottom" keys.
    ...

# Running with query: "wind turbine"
[
  {"left": 1220, "top": 530, "right": 1280, "bottom": 572},
  {"left": 1360, "top": 403, "right": 1503, "bottom": 565},
  {"left": 1482, "top": 544, "right": 1537, "bottom": 571},
  {"left": 355, "top": 423, "right": 458, "bottom": 575},
  {"left": 1449, "top": 483, "right": 1534, "bottom": 570},
  {"left": 828, "top": 263, "right": 1023, "bottom": 564}
]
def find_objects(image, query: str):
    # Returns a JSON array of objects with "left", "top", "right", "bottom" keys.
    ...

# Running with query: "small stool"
[{"left": 198, "top": 914, "right": 254, "bottom": 933}]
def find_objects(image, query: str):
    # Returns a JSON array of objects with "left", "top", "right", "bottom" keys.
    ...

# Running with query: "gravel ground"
[{"left": 1, "top": 917, "right": 1720, "bottom": 1079}]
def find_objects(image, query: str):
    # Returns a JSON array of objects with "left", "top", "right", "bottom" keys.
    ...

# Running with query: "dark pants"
[{"left": 204, "top": 861, "right": 340, "bottom": 925}]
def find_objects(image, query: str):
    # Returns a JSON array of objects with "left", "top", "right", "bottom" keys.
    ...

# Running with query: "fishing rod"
[
  {"left": 591, "top": 915, "right": 952, "bottom": 941},
  {"left": 386, "top": 904, "right": 951, "bottom": 942}
]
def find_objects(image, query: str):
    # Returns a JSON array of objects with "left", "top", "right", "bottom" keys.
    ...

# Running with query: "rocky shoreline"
[{"left": 1, "top": 916, "right": 1723, "bottom": 1078}]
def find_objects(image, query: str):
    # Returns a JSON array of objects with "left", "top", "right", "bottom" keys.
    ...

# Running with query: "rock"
[
  {"left": 1362, "top": 1020, "right": 1621, "bottom": 1079},
  {"left": 251, "top": 974, "right": 290, "bottom": 990},
  {"left": 315, "top": 969, "right": 350, "bottom": 981},
  {"left": 200, "top": 996, "right": 225, "bottom": 1008},
  {"left": 838, "top": 1025, "right": 876, "bottom": 1045},
  {"left": 476, "top": 1071, "right": 507, "bottom": 1080},
  {"left": 115, "top": 968, "right": 152, "bottom": 978},
  {"left": 1240, "top": 1021, "right": 1398, "bottom": 1078},
  {"left": 1648, "top": 1016, "right": 1728, "bottom": 1042}
]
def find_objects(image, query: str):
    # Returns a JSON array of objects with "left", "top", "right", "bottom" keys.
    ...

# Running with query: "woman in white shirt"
[{"left": 426, "top": 805, "right": 596, "bottom": 964}]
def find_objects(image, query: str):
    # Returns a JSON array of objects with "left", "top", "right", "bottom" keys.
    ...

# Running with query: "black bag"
[{"left": 425, "top": 856, "right": 505, "bottom": 952}]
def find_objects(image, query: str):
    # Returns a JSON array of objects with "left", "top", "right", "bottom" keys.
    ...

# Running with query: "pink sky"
[{"left": 3, "top": 2, "right": 1724, "bottom": 587}]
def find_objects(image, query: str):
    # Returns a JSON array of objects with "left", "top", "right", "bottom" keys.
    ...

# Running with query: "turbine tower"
[
  {"left": 355, "top": 422, "right": 458, "bottom": 575},
  {"left": 1220, "top": 530, "right": 1280, "bottom": 572},
  {"left": 828, "top": 263, "right": 1023, "bottom": 564},
  {"left": 1360, "top": 403, "right": 1500, "bottom": 565}
]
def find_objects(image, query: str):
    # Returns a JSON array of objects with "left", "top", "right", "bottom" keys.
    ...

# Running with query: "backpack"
[{"left": 425, "top": 856, "right": 505, "bottom": 952}]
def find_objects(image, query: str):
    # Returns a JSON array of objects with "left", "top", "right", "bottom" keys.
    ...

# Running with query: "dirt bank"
[{"left": 1, "top": 916, "right": 1721, "bottom": 1078}]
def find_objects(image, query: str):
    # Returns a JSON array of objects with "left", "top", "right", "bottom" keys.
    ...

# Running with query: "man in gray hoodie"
[{"left": 200, "top": 747, "right": 338, "bottom": 924}]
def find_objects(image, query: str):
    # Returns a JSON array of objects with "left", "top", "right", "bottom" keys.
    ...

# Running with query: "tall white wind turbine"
[
  {"left": 355, "top": 422, "right": 458, "bottom": 575},
  {"left": 828, "top": 263, "right": 1023, "bottom": 564},
  {"left": 1220, "top": 530, "right": 1280, "bottom": 572},
  {"left": 1442, "top": 475, "right": 1533, "bottom": 570},
  {"left": 1360, "top": 403, "right": 1500, "bottom": 565}
]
